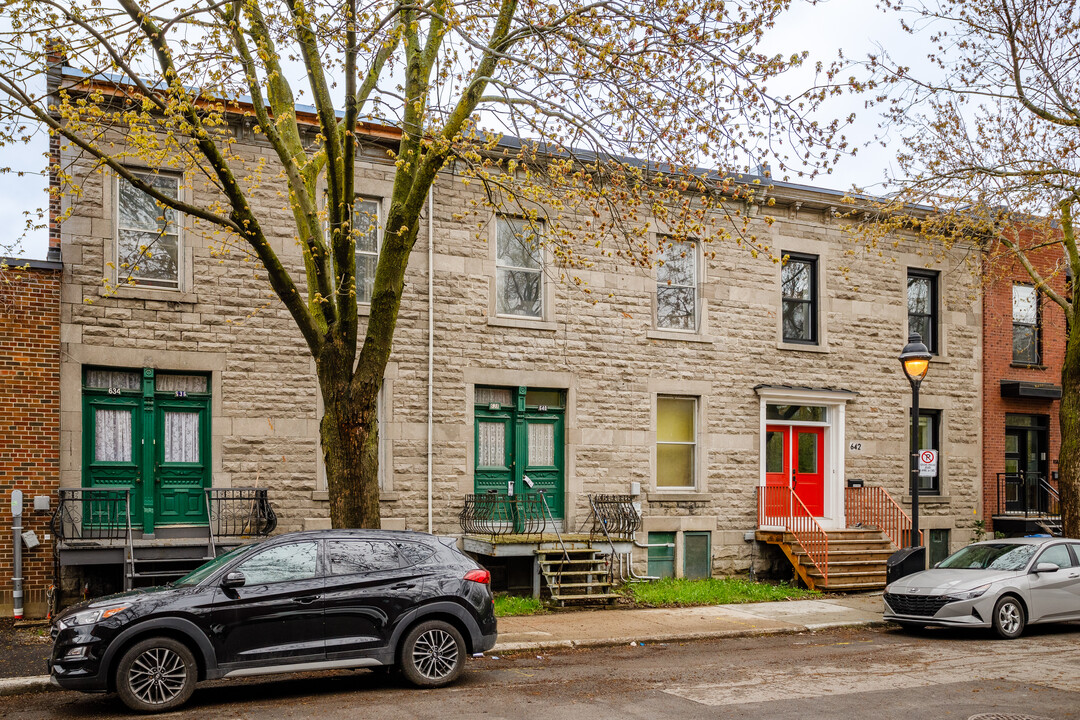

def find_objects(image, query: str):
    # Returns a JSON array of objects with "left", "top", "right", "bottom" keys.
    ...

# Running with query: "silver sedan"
[{"left": 883, "top": 536, "right": 1080, "bottom": 638}]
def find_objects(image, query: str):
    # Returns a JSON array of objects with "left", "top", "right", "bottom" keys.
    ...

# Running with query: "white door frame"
[{"left": 756, "top": 386, "right": 858, "bottom": 530}]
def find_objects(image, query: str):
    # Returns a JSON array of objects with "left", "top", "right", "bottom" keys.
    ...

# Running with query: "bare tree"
[
  {"left": 858, "top": 0, "right": 1080, "bottom": 536},
  {"left": 0, "top": 0, "right": 844, "bottom": 527}
]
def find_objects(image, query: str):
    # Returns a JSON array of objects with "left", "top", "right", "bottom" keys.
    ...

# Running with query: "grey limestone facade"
[{"left": 56, "top": 124, "right": 983, "bottom": 580}]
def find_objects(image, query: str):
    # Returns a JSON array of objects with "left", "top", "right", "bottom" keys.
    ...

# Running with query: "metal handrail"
[
  {"left": 845, "top": 485, "right": 921, "bottom": 549},
  {"left": 459, "top": 493, "right": 552, "bottom": 539},
  {"left": 51, "top": 488, "right": 133, "bottom": 543},
  {"left": 996, "top": 473, "right": 1061, "bottom": 518},
  {"left": 757, "top": 485, "right": 829, "bottom": 584}
]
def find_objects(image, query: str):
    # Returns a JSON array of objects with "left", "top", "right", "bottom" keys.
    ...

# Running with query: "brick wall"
[
  {"left": 0, "top": 261, "right": 61, "bottom": 617},
  {"left": 982, "top": 232, "right": 1067, "bottom": 531}
]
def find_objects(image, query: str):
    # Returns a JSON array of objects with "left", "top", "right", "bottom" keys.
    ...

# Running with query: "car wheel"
[
  {"left": 115, "top": 637, "right": 197, "bottom": 713},
  {"left": 992, "top": 596, "right": 1026, "bottom": 639},
  {"left": 399, "top": 620, "right": 465, "bottom": 688}
]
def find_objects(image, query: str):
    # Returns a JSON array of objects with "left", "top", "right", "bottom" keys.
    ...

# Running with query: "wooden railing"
[
  {"left": 757, "top": 485, "right": 828, "bottom": 584},
  {"left": 845, "top": 485, "right": 921, "bottom": 548}
]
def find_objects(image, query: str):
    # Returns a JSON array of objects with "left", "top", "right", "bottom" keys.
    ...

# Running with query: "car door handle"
[
  {"left": 391, "top": 583, "right": 416, "bottom": 590},
  {"left": 295, "top": 595, "right": 320, "bottom": 605}
]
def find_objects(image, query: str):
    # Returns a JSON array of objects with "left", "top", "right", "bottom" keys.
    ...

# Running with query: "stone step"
[{"left": 817, "top": 580, "right": 886, "bottom": 591}]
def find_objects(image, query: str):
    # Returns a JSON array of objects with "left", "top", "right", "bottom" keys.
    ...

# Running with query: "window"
[
  {"left": 907, "top": 269, "right": 938, "bottom": 353},
  {"left": 328, "top": 540, "right": 402, "bottom": 575},
  {"left": 781, "top": 253, "right": 817, "bottom": 343},
  {"left": 117, "top": 171, "right": 181, "bottom": 288},
  {"left": 647, "top": 532, "right": 675, "bottom": 579},
  {"left": 355, "top": 198, "right": 381, "bottom": 303},
  {"left": 1035, "top": 544, "right": 1074, "bottom": 569},
  {"left": 766, "top": 404, "right": 826, "bottom": 422},
  {"left": 235, "top": 542, "right": 318, "bottom": 585},
  {"left": 656, "top": 396, "right": 696, "bottom": 489},
  {"left": 910, "top": 409, "right": 941, "bottom": 495},
  {"left": 1013, "top": 284, "right": 1040, "bottom": 364},
  {"left": 656, "top": 238, "right": 698, "bottom": 330},
  {"left": 495, "top": 216, "right": 543, "bottom": 318}
]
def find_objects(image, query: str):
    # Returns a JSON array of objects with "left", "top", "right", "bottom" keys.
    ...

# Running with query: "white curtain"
[
  {"left": 157, "top": 375, "right": 207, "bottom": 393},
  {"left": 94, "top": 408, "right": 132, "bottom": 462},
  {"left": 86, "top": 370, "right": 140, "bottom": 390},
  {"left": 478, "top": 422, "right": 505, "bottom": 467},
  {"left": 164, "top": 411, "right": 200, "bottom": 463},
  {"left": 475, "top": 387, "right": 512, "bottom": 406},
  {"left": 528, "top": 423, "right": 554, "bottom": 466}
]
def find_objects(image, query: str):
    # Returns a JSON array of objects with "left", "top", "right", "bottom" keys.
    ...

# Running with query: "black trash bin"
[{"left": 885, "top": 546, "right": 926, "bottom": 585}]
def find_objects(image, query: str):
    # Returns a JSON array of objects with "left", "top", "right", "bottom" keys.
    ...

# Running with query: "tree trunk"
[
  {"left": 320, "top": 378, "right": 382, "bottom": 529},
  {"left": 1058, "top": 316, "right": 1080, "bottom": 538}
]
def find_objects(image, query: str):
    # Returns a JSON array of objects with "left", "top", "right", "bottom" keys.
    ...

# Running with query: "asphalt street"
[{"left": 5, "top": 625, "right": 1079, "bottom": 719}]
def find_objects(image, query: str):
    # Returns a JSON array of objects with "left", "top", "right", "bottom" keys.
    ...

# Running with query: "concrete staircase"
[
  {"left": 761, "top": 528, "right": 895, "bottom": 592},
  {"left": 536, "top": 544, "right": 620, "bottom": 605}
]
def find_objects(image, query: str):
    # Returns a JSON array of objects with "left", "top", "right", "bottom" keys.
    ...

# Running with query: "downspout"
[{"left": 427, "top": 184, "right": 434, "bottom": 534}]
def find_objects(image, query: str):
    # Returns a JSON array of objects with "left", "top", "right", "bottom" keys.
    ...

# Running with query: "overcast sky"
[{"left": 0, "top": 0, "right": 913, "bottom": 260}]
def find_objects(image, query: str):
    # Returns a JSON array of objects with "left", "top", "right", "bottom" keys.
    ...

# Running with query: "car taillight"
[{"left": 464, "top": 568, "right": 491, "bottom": 584}]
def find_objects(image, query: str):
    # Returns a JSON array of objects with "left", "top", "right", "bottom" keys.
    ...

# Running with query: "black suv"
[{"left": 50, "top": 530, "right": 497, "bottom": 712}]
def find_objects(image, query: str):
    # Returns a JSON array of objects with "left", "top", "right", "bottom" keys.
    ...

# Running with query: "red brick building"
[
  {"left": 0, "top": 258, "right": 62, "bottom": 617},
  {"left": 982, "top": 232, "right": 1067, "bottom": 535}
]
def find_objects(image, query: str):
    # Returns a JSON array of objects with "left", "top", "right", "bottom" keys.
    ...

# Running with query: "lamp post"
[{"left": 899, "top": 332, "right": 932, "bottom": 547}]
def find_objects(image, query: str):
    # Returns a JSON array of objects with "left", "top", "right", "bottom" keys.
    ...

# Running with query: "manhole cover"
[{"left": 967, "top": 714, "right": 1055, "bottom": 720}]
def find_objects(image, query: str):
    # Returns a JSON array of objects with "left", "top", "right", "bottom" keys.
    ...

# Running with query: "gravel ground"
[{"left": 0, "top": 619, "right": 52, "bottom": 678}]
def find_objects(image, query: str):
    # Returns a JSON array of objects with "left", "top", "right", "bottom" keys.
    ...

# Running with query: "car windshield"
[
  {"left": 173, "top": 545, "right": 250, "bottom": 587},
  {"left": 937, "top": 543, "right": 1038, "bottom": 572}
]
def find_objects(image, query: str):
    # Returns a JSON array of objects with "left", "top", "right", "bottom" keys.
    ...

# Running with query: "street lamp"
[{"left": 900, "top": 332, "right": 932, "bottom": 547}]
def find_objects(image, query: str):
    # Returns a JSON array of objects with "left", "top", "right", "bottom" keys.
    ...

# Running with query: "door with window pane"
[
  {"left": 154, "top": 393, "right": 211, "bottom": 524},
  {"left": 83, "top": 392, "right": 145, "bottom": 526},
  {"left": 474, "top": 386, "right": 565, "bottom": 519}
]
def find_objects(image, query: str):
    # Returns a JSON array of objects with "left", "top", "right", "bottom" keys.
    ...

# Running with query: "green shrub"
[
  {"left": 493, "top": 593, "right": 547, "bottom": 617},
  {"left": 621, "top": 577, "right": 814, "bottom": 607}
]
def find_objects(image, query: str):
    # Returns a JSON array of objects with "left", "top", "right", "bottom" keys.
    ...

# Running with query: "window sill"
[
  {"left": 106, "top": 285, "right": 199, "bottom": 304},
  {"left": 646, "top": 329, "right": 714, "bottom": 344},
  {"left": 777, "top": 341, "right": 829, "bottom": 353},
  {"left": 1010, "top": 363, "right": 1047, "bottom": 370},
  {"left": 646, "top": 491, "right": 710, "bottom": 503},
  {"left": 903, "top": 494, "right": 949, "bottom": 504},
  {"left": 487, "top": 316, "right": 557, "bottom": 331},
  {"left": 311, "top": 490, "right": 399, "bottom": 502},
  {"left": 929, "top": 355, "right": 950, "bottom": 365}
]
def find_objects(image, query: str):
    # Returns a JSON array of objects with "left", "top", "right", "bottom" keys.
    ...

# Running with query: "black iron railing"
[
  {"left": 51, "top": 488, "right": 133, "bottom": 543},
  {"left": 586, "top": 494, "right": 640, "bottom": 541},
  {"left": 996, "top": 473, "right": 1061, "bottom": 517},
  {"left": 459, "top": 493, "right": 555, "bottom": 539},
  {"left": 205, "top": 488, "right": 277, "bottom": 555}
]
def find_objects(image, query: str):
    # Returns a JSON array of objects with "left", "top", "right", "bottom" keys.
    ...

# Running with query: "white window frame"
[
  {"left": 655, "top": 395, "right": 698, "bottom": 491},
  {"left": 495, "top": 215, "right": 545, "bottom": 319},
  {"left": 655, "top": 237, "right": 699, "bottom": 331},
  {"left": 116, "top": 170, "right": 182, "bottom": 289},
  {"left": 355, "top": 197, "right": 382, "bottom": 305}
]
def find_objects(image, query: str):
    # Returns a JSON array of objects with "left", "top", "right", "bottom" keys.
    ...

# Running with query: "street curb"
[
  {"left": 491, "top": 618, "right": 888, "bottom": 654},
  {"left": 0, "top": 676, "right": 54, "bottom": 697}
]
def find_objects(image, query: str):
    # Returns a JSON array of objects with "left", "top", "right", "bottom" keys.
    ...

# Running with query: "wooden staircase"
[
  {"left": 760, "top": 527, "right": 895, "bottom": 592},
  {"left": 536, "top": 544, "right": 621, "bottom": 605}
]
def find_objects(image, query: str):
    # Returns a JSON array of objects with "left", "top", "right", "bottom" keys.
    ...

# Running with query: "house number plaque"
[
  {"left": 175, "top": 391, "right": 187, "bottom": 398},
  {"left": 488, "top": 403, "right": 500, "bottom": 410}
]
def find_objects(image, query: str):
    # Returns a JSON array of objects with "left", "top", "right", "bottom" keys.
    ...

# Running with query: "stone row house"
[{"left": 0, "top": 62, "right": 1018, "bottom": 613}]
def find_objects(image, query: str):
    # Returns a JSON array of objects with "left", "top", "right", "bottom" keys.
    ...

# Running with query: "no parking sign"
[{"left": 918, "top": 449, "right": 937, "bottom": 477}]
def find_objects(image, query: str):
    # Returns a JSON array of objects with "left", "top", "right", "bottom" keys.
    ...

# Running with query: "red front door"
[{"left": 765, "top": 424, "right": 825, "bottom": 516}]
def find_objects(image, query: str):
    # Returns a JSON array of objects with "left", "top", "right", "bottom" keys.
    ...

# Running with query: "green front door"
[
  {"left": 84, "top": 368, "right": 211, "bottom": 533},
  {"left": 474, "top": 386, "right": 565, "bottom": 519}
]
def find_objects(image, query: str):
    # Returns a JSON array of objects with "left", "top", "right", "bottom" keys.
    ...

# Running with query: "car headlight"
[
  {"left": 943, "top": 584, "right": 991, "bottom": 602},
  {"left": 58, "top": 604, "right": 130, "bottom": 629}
]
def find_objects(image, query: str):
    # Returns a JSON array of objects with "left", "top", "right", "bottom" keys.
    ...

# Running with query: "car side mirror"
[
  {"left": 933, "top": 562, "right": 941, "bottom": 569},
  {"left": 221, "top": 571, "right": 247, "bottom": 589},
  {"left": 1033, "top": 562, "right": 1059, "bottom": 574}
]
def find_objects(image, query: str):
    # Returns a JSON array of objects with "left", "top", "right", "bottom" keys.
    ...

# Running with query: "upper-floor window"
[
  {"left": 1013, "top": 284, "right": 1040, "bottom": 365},
  {"left": 781, "top": 253, "right": 818, "bottom": 344},
  {"left": 117, "top": 171, "right": 180, "bottom": 289},
  {"left": 656, "top": 395, "right": 697, "bottom": 489},
  {"left": 907, "top": 269, "right": 939, "bottom": 353},
  {"left": 355, "top": 198, "right": 382, "bottom": 304},
  {"left": 656, "top": 238, "right": 698, "bottom": 331},
  {"left": 495, "top": 216, "right": 543, "bottom": 318}
]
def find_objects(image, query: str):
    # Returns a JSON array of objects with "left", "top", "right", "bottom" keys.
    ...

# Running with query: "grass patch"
[
  {"left": 493, "top": 593, "right": 547, "bottom": 617},
  {"left": 621, "top": 577, "right": 814, "bottom": 608}
]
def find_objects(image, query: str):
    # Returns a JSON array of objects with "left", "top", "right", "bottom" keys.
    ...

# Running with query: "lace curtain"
[
  {"left": 164, "top": 411, "right": 200, "bottom": 463},
  {"left": 95, "top": 408, "right": 132, "bottom": 462}
]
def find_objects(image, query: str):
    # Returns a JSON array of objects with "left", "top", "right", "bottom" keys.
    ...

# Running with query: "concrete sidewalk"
[
  {"left": 0, "top": 592, "right": 887, "bottom": 697},
  {"left": 493, "top": 592, "right": 886, "bottom": 653}
]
